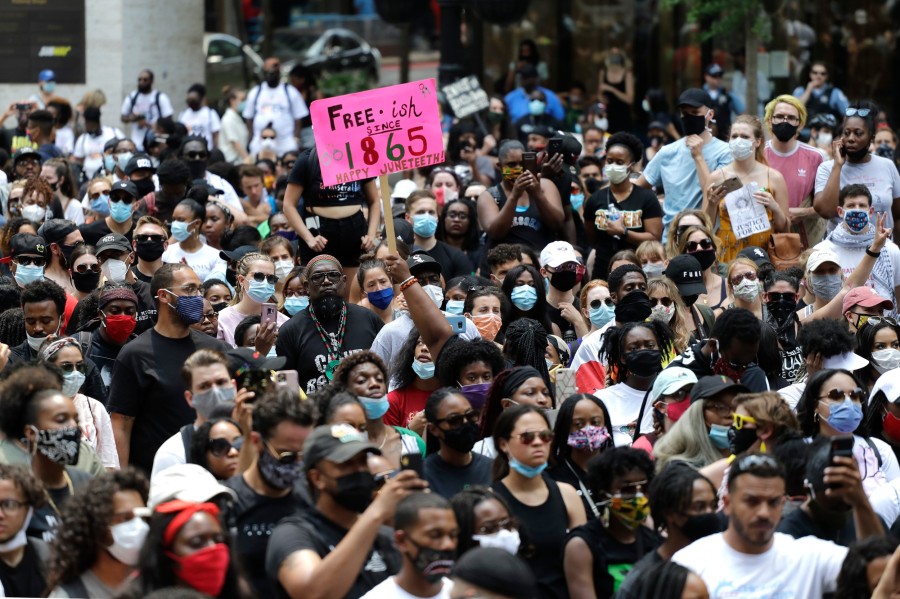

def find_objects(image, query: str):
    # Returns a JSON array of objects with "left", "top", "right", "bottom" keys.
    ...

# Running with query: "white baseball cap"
[
  {"left": 149, "top": 464, "right": 236, "bottom": 509},
  {"left": 871, "top": 369, "right": 900, "bottom": 405},
  {"left": 822, "top": 351, "right": 869, "bottom": 372},
  {"left": 807, "top": 248, "right": 840, "bottom": 273},
  {"left": 539, "top": 241, "right": 579, "bottom": 268}
]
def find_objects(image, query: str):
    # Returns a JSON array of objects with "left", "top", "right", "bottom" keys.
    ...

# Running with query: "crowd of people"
[{"left": 1, "top": 45, "right": 900, "bottom": 599}]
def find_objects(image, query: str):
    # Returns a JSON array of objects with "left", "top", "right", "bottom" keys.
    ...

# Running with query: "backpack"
[
  {"left": 252, "top": 83, "right": 294, "bottom": 122},
  {"left": 127, "top": 90, "right": 163, "bottom": 120},
  {"left": 768, "top": 233, "right": 803, "bottom": 270}
]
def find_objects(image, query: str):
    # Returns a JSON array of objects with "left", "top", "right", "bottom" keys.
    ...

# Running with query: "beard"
[{"left": 312, "top": 295, "right": 344, "bottom": 319}]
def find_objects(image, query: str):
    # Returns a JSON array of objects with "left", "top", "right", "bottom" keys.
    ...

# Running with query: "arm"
[
  {"left": 110, "top": 413, "right": 133, "bottom": 467},
  {"left": 361, "top": 179, "right": 380, "bottom": 251},
  {"left": 232, "top": 388, "right": 256, "bottom": 474},
  {"left": 624, "top": 216, "right": 662, "bottom": 245},
  {"left": 479, "top": 178, "right": 525, "bottom": 241},
  {"left": 826, "top": 455, "right": 884, "bottom": 540},
  {"left": 559, "top": 481, "right": 588, "bottom": 528},
  {"left": 283, "top": 181, "right": 328, "bottom": 253},
  {"left": 769, "top": 170, "right": 790, "bottom": 232},
  {"left": 583, "top": 197, "right": 597, "bottom": 245},
  {"left": 795, "top": 82, "right": 814, "bottom": 106},
  {"left": 813, "top": 140, "right": 845, "bottom": 219},
  {"left": 532, "top": 177, "right": 565, "bottom": 230},
  {"left": 564, "top": 537, "right": 597, "bottom": 599}
]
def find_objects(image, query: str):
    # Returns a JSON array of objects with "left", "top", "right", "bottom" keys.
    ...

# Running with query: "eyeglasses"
[
  {"left": 650, "top": 297, "right": 672, "bottom": 308},
  {"left": 590, "top": 298, "right": 614, "bottom": 309},
  {"left": 57, "top": 361, "right": 87, "bottom": 374},
  {"left": 846, "top": 108, "right": 872, "bottom": 118},
  {"left": 771, "top": 114, "right": 801, "bottom": 126},
  {"left": 514, "top": 429, "right": 554, "bottom": 444},
  {"left": 248, "top": 272, "right": 278, "bottom": 285},
  {"left": 135, "top": 234, "right": 166, "bottom": 244},
  {"left": 446, "top": 211, "right": 469, "bottom": 221},
  {"left": 74, "top": 262, "right": 100, "bottom": 274},
  {"left": 819, "top": 387, "right": 866, "bottom": 403},
  {"left": 185, "top": 151, "right": 208, "bottom": 160},
  {"left": 730, "top": 271, "right": 757, "bottom": 286},
  {"left": 0, "top": 499, "right": 25, "bottom": 514},
  {"left": 434, "top": 409, "right": 479, "bottom": 428},
  {"left": 208, "top": 437, "right": 243, "bottom": 457},
  {"left": 89, "top": 190, "right": 111, "bottom": 200},
  {"left": 732, "top": 413, "right": 758, "bottom": 430},
  {"left": 165, "top": 284, "right": 203, "bottom": 296},
  {"left": 704, "top": 402, "right": 732, "bottom": 417},
  {"left": 308, "top": 271, "right": 343, "bottom": 285},
  {"left": 14, "top": 256, "right": 46, "bottom": 267},
  {"left": 201, "top": 311, "right": 218, "bottom": 322},
  {"left": 264, "top": 441, "right": 302, "bottom": 465},
  {"left": 685, "top": 239, "right": 713, "bottom": 252},
  {"left": 612, "top": 480, "right": 649, "bottom": 497}
]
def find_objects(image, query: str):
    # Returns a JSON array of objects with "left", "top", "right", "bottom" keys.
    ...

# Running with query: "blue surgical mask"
[
  {"left": 116, "top": 152, "right": 133, "bottom": 171},
  {"left": 509, "top": 456, "right": 547, "bottom": 478},
  {"left": 445, "top": 299, "right": 465, "bottom": 315},
  {"left": 284, "top": 296, "right": 309, "bottom": 316},
  {"left": 708, "top": 424, "right": 730, "bottom": 449},
  {"left": 109, "top": 200, "right": 133, "bottom": 224},
  {"left": 360, "top": 396, "right": 390, "bottom": 420},
  {"left": 247, "top": 279, "right": 275, "bottom": 304},
  {"left": 91, "top": 193, "right": 111, "bottom": 216},
  {"left": 14, "top": 263, "right": 44, "bottom": 287},
  {"left": 528, "top": 99, "right": 546, "bottom": 116},
  {"left": 43, "top": 82, "right": 56, "bottom": 94},
  {"left": 589, "top": 303, "right": 615, "bottom": 328},
  {"left": 570, "top": 193, "right": 585, "bottom": 212},
  {"left": 170, "top": 220, "right": 193, "bottom": 242},
  {"left": 825, "top": 398, "right": 864, "bottom": 434},
  {"left": 511, "top": 285, "right": 538, "bottom": 311},
  {"left": 104, "top": 155, "right": 116, "bottom": 173},
  {"left": 412, "top": 214, "right": 438, "bottom": 238},
  {"left": 412, "top": 360, "right": 435, "bottom": 379},
  {"left": 366, "top": 287, "right": 394, "bottom": 310}
]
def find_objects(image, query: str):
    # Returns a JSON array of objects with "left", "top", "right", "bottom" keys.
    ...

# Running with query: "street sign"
[{"left": 442, "top": 75, "right": 490, "bottom": 119}]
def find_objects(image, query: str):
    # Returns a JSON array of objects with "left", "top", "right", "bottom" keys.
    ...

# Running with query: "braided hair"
[
  {"left": 230, "top": 251, "right": 274, "bottom": 305},
  {"left": 503, "top": 317, "right": 551, "bottom": 388},
  {"left": 599, "top": 320, "right": 674, "bottom": 384}
]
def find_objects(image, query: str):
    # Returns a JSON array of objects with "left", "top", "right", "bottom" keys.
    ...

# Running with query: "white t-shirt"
[
  {"left": 815, "top": 154, "right": 900, "bottom": 232},
  {"left": 162, "top": 242, "right": 226, "bottom": 281},
  {"left": 814, "top": 236, "right": 900, "bottom": 315},
  {"left": 73, "top": 126, "right": 124, "bottom": 178},
  {"left": 242, "top": 82, "right": 308, "bottom": 155},
  {"left": 204, "top": 171, "right": 244, "bottom": 218},
  {"left": 55, "top": 125, "right": 75, "bottom": 155},
  {"left": 594, "top": 382, "right": 654, "bottom": 447},
  {"left": 151, "top": 428, "right": 189, "bottom": 478},
  {"left": 672, "top": 532, "right": 847, "bottom": 599},
  {"left": 120, "top": 89, "right": 174, "bottom": 150},
  {"left": 179, "top": 106, "right": 222, "bottom": 149},
  {"left": 869, "top": 476, "right": 900, "bottom": 527},
  {"left": 360, "top": 577, "right": 453, "bottom": 599},
  {"left": 778, "top": 382, "right": 805, "bottom": 411},
  {"left": 219, "top": 108, "right": 249, "bottom": 164}
]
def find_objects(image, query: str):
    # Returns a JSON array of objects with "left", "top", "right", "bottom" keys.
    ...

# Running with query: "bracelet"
[
  {"left": 866, "top": 247, "right": 881, "bottom": 258},
  {"left": 399, "top": 276, "right": 418, "bottom": 292}
]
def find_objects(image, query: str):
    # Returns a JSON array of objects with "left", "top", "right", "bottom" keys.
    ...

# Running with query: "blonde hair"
[
  {"left": 647, "top": 276, "right": 690, "bottom": 354},
  {"left": 731, "top": 115, "right": 767, "bottom": 165},
  {"left": 231, "top": 251, "right": 274, "bottom": 305},
  {"left": 636, "top": 240, "right": 666, "bottom": 263},
  {"left": 676, "top": 224, "right": 722, "bottom": 258},
  {"left": 764, "top": 94, "right": 807, "bottom": 130},
  {"left": 665, "top": 210, "right": 714, "bottom": 259},
  {"left": 654, "top": 401, "right": 724, "bottom": 470},
  {"left": 79, "top": 89, "right": 107, "bottom": 109},
  {"left": 733, "top": 392, "right": 799, "bottom": 441},
  {"left": 725, "top": 257, "right": 759, "bottom": 290},
  {"left": 87, "top": 176, "right": 113, "bottom": 195}
]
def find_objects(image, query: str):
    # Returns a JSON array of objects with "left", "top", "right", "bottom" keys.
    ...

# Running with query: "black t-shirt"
[
  {"left": 418, "top": 241, "right": 474, "bottom": 279},
  {"left": 223, "top": 473, "right": 313, "bottom": 597},
  {"left": 0, "top": 540, "right": 46, "bottom": 597},
  {"left": 547, "top": 297, "right": 581, "bottom": 345},
  {"left": 276, "top": 303, "right": 383, "bottom": 395},
  {"left": 565, "top": 519, "right": 661, "bottom": 598},
  {"left": 107, "top": 329, "right": 227, "bottom": 473},
  {"left": 28, "top": 468, "right": 91, "bottom": 543},
  {"left": 582, "top": 184, "right": 662, "bottom": 280},
  {"left": 615, "top": 548, "right": 664, "bottom": 599},
  {"left": 78, "top": 218, "right": 135, "bottom": 247},
  {"left": 131, "top": 264, "right": 152, "bottom": 284},
  {"left": 288, "top": 147, "right": 372, "bottom": 209},
  {"left": 265, "top": 510, "right": 401, "bottom": 599},
  {"left": 423, "top": 452, "right": 492, "bottom": 499},
  {"left": 776, "top": 505, "right": 863, "bottom": 547},
  {"left": 485, "top": 184, "right": 556, "bottom": 253}
]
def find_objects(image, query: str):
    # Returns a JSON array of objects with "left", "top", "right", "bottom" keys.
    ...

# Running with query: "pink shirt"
[
  {"left": 765, "top": 140, "right": 825, "bottom": 208},
  {"left": 217, "top": 305, "right": 289, "bottom": 347}
]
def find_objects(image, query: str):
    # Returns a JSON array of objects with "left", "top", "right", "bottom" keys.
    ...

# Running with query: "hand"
[
  {"left": 231, "top": 387, "right": 256, "bottom": 432},
  {"left": 0, "top": 342, "right": 10, "bottom": 372},
  {"left": 393, "top": 291, "right": 409, "bottom": 312},
  {"left": 605, "top": 216, "right": 626, "bottom": 236},
  {"left": 707, "top": 181, "right": 727, "bottom": 205},
  {"left": 872, "top": 212, "right": 892, "bottom": 252},
  {"left": 788, "top": 206, "right": 815, "bottom": 223},
  {"left": 833, "top": 139, "right": 845, "bottom": 167},
  {"left": 482, "top": 134, "right": 497, "bottom": 153},
  {"left": 540, "top": 152, "right": 564, "bottom": 178},
  {"left": 512, "top": 171, "right": 535, "bottom": 198},
  {"left": 305, "top": 235, "right": 328, "bottom": 252},
  {"left": 254, "top": 321, "right": 278, "bottom": 356},
  {"left": 823, "top": 455, "right": 867, "bottom": 508},
  {"left": 871, "top": 544, "right": 900, "bottom": 599},
  {"left": 360, "top": 235, "right": 375, "bottom": 252},
  {"left": 806, "top": 80, "right": 816, "bottom": 92},
  {"left": 407, "top": 411, "right": 427, "bottom": 437},
  {"left": 559, "top": 301, "right": 583, "bottom": 325},
  {"left": 685, "top": 134, "right": 705, "bottom": 158},
  {"left": 383, "top": 252, "right": 412, "bottom": 283},
  {"left": 806, "top": 351, "right": 823, "bottom": 376},
  {"left": 460, "top": 146, "right": 477, "bottom": 165},
  {"left": 367, "top": 469, "right": 429, "bottom": 523},
  {"left": 753, "top": 189, "right": 778, "bottom": 211}
]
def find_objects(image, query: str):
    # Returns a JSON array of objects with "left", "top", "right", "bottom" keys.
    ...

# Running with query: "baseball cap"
[
  {"left": 124, "top": 153, "right": 155, "bottom": 175},
  {"left": 110, "top": 180, "right": 138, "bottom": 200},
  {"left": 148, "top": 464, "right": 236, "bottom": 509},
  {"left": 664, "top": 254, "right": 706, "bottom": 296},
  {"left": 806, "top": 248, "right": 840, "bottom": 273},
  {"left": 225, "top": 347, "right": 286, "bottom": 377},
  {"left": 822, "top": 351, "right": 869, "bottom": 371},
  {"left": 451, "top": 547, "right": 536, "bottom": 599},
  {"left": 689, "top": 375, "right": 749, "bottom": 403},
  {"left": 706, "top": 63, "right": 724, "bottom": 77},
  {"left": 8, "top": 233, "right": 49, "bottom": 259},
  {"left": 38, "top": 69, "right": 56, "bottom": 82},
  {"left": 647, "top": 120, "right": 667, "bottom": 132},
  {"left": 871, "top": 369, "right": 900, "bottom": 405},
  {"left": 407, "top": 251, "right": 442, "bottom": 276},
  {"left": 842, "top": 286, "right": 894, "bottom": 314},
  {"left": 220, "top": 245, "right": 258, "bottom": 263},
  {"left": 96, "top": 233, "right": 132, "bottom": 255},
  {"left": 651, "top": 367, "right": 698, "bottom": 404},
  {"left": 738, "top": 246, "right": 772, "bottom": 268},
  {"left": 37, "top": 219, "right": 77, "bottom": 245},
  {"left": 677, "top": 88, "right": 713, "bottom": 108},
  {"left": 540, "top": 241, "right": 579, "bottom": 268},
  {"left": 391, "top": 179, "right": 418, "bottom": 201},
  {"left": 13, "top": 147, "right": 41, "bottom": 165},
  {"left": 393, "top": 218, "right": 414, "bottom": 246},
  {"left": 303, "top": 424, "right": 380, "bottom": 472},
  {"left": 83, "top": 106, "right": 101, "bottom": 122}
]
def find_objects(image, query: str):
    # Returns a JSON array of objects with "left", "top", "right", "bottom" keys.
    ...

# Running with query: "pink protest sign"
[{"left": 310, "top": 79, "right": 445, "bottom": 187}]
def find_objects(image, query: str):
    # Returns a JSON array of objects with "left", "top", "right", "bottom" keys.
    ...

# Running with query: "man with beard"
[
  {"left": 243, "top": 57, "right": 308, "bottom": 156},
  {"left": 177, "top": 135, "right": 247, "bottom": 224},
  {"left": 276, "top": 254, "right": 384, "bottom": 394},
  {"left": 673, "top": 454, "right": 848, "bottom": 598},
  {"left": 266, "top": 423, "right": 428, "bottom": 599},
  {"left": 120, "top": 69, "right": 173, "bottom": 151}
]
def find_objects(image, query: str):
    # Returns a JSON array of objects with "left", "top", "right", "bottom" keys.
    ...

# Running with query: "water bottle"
[{"left": 607, "top": 204, "right": 621, "bottom": 240}]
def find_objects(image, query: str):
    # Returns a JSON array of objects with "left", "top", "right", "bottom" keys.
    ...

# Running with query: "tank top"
[
  {"left": 487, "top": 184, "right": 554, "bottom": 252},
  {"left": 602, "top": 73, "right": 632, "bottom": 134},
  {"left": 493, "top": 474, "right": 571, "bottom": 599}
]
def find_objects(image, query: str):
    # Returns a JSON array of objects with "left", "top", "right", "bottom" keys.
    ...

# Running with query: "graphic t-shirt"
[
  {"left": 594, "top": 383, "right": 655, "bottom": 447},
  {"left": 178, "top": 106, "right": 222, "bottom": 149},
  {"left": 815, "top": 154, "right": 900, "bottom": 232}
]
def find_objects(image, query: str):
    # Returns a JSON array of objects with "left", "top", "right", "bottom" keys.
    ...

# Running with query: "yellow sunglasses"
[{"left": 732, "top": 413, "right": 758, "bottom": 430}]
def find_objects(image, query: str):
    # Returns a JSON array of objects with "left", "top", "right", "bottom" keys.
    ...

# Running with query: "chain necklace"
[
  {"left": 44, "top": 471, "right": 74, "bottom": 517},
  {"left": 309, "top": 303, "right": 347, "bottom": 379}
]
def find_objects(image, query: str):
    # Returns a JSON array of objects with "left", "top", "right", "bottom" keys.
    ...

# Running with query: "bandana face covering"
[
  {"left": 31, "top": 425, "right": 81, "bottom": 465},
  {"left": 606, "top": 493, "right": 650, "bottom": 530},
  {"left": 567, "top": 425, "right": 610, "bottom": 452}
]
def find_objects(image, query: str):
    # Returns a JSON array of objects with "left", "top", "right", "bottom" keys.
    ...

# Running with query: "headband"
[
  {"left": 303, "top": 254, "right": 342, "bottom": 278},
  {"left": 500, "top": 366, "right": 543, "bottom": 398},
  {"left": 99, "top": 286, "right": 139, "bottom": 310},
  {"left": 157, "top": 500, "right": 220, "bottom": 547}
]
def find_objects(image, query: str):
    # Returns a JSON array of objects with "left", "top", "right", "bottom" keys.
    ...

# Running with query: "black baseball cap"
[
  {"left": 303, "top": 424, "right": 380, "bottom": 472},
  {"left": 664, "top": 254, "right": 706, "bottom": 297},
  {"left": 219, "top": 245, "right": 258, "bottom": 263},
  {"left": 124, "top": 154, "right": 155, "bottom": 176},
  {"left": 706, "top": 63, "right": 725, "bottom": 77},
  {"left": 690, "top": 375, "right": 749, "bottom": 403},
  {"left": 8, "top": 233, "right": 48, "bottom": 259},
  {"left": 96, "top": 233, "right": 132, "bottom": 255},
  {"left": 738, "top": 246, "right": 772, "bottom": 269},
  {"left": 677, "top": 88, "right": 713, "bottom": 108},
  {"left": 13, "top": 147, "right": 41, "bottom": 165},
  {"left": 225, "top": 348, "right": 286, "bottom": 377},
  {"left": 407, "top": 251, "right": 442, "bottom": 276},
  {"left": 37, "top": 219, "right": 77, "bottom": 245},
  {"left": 110, "top": 180, "right": 138, "bottom": 199}
]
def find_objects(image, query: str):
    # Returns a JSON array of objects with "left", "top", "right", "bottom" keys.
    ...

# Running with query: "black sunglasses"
[
  {"left": 249, "top": 272, "right": 278, "bottom": 285},
  {"left": 15, "top": 256, "right": 46, "bottom": 267},
  {"left": 590, "top": 298, "right": 614, "bottom": 309},
  {"left": 435, "top": 409, "right": 479, "bottom": 428},
  {"left": 135, "top": 234, "right": 166, "bottom": 244},
  {"left": 686, "top": 239, "right": 713, "bottom": 252},
  {"left": 819, "top": 387, "right": 866, "bottom": 403},
  {"left": 185, "top": 151, "right": 208, "bottom": 160},
  {"left": 208, "top": 437, "right": 243, "bottom": 458},
  {"left": 57, "top": 361, "right": 87, "bottom": 374},
  {"left": 74, "top": 262, "right": 100, "bottom": 274}
]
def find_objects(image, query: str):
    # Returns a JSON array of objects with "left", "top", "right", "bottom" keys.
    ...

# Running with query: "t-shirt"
[
  {"left": 547, "top": 298, "right": 581, "bottom": 345},
  {"left": 73, "top": 126, "right": 124, "bottom": 179},
  {"left": 764, "top": 140, "right": 824, "bottom": 209},
  {"left": 361, "top": 577, "right": 453, "bottom": 599},
  {"left": 219, "top": 108, "right": 250, "bottom": 164},
  {"left": 615, "top": 548, "right": 664, "bottom": 599},
  {"left": 107, "top": 328, "right": 227, "bottom": 473},
  {"left": 0, "top": 540, "right": 46, "bottom": 598},
  {"left": 418, "top": 240, "right": 474, "bottom": 279},
  {"left": 288, "top": 148, "right": 371, "bottom": 208},
  {"left": 242, "top": 82, "right": 308, "bottom": 155},
  {"left": 641, "top": 136, "right": 733, "bottom": 239},
  {"left": 48, "top": 569, "right": 119, "bottom": 598},
  {"left": 276, "top": 303, "right": 383, "bottom": 394},
  {"left": 78, "top": 218, "right": 133, "bottom": 247},
  {"left": 776, "top": 504, "right": 862, "bottom": 547},
  {"left": 484, "top": 184, "right": 556, "bottom": 252},
  {"left": 815, "top": 154, "right": 900, "bottom": 232},
  {"left": 223, "top": 474, "right": 312, "bottom": 597},
  {"left": 423, "top": 452, "right": 493, "bottom": 498},
  {"left": 162, "top": 242, "right": 226, "bottom": 282},
  {"left": 28, "top": 468, "right": 91, "bottom": 543},
  {"left": 217, "top": 304, "right": 290, "bottom": 348},
  {"left": 815, "top": 236, "right": 900, "bottom": 315},
  {"left": 594, "top": 383, "right": 654, "bottom": 447},
  {"left": 582, "top": 184, "right": 663, "bottom": 279},
  {"left": 672, "top": 532, "right": 847, "bottom": 599},
  {"left": 178, "top": 106, "right": 222, "bottom": 149},
  {"left": 266, "top": 511, "right": 401, "bottom": 599},
  {"left": 120, "top": 89, "right": 174, "bottom": 150},
  {"left": 385, "top": 386, "right": 430, "bottom": 427},
  {"left": 150, "top": 425, "right": 192, "bottom": 478}
]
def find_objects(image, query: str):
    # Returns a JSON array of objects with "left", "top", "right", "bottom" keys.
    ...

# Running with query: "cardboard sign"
[
  {"left": 442, "top": 75, "right": 490, "bottom": 119},
  {"left": 725, "top": 182, "right": 771, "bottom": 240},
  {"left": 310, "top": 79, "right": 445, "bottom": 187}
]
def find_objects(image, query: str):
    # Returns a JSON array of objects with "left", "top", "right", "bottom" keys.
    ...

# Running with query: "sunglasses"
[
  {"left": 590, "top": 298, "right": 614, "bottom": 309},
  {"left": 308, "top": 270, "right": 342, "bottom": 285},
  {"left": 819, "top": 387, "right": 866, "bottom": 403},
  {"left": 515, "top": 429, "right": 554, "bottom": 444},
  {"left": 208, "top": 437, "right": 243, "bottom": 458},
  {"left": 265, "top": 441, "right": 302, "bottom": 465},
  {"left": 732, "top": 412, "right": 758, "bottom": 430},
  {"left": 685, "top": 239, "right": 713, "bottom": 252},
  {"left": 650, "top": 297, "right": 672, "bottom": 308},
  {"left": 111, "top": 195, "right": 136, "bottom": 205},
  {"left": 735, "top": 453, "right": 781, "bottom": 471},
  {"left": 89, "top": 190, "right": 111, "bottom": 200},
  {"left": 858, "top": 316, "right": 899, "bottom": 329},
  {"left": 201, "top": 311, "right": 219, "bottom": 322},
  {"left": 185, "top": 151, "right": 208, "bottom": 160},
  {"left": 135, "top": 234, "right": 166, "bottom": 244},
  {"left": 74, "top": 262, "right": 100, "bottom": 274},
  {"left": 435, "top": 409, "right": 479, "bottom": 428},
  {"left": 766, "top": 292, "right": 795, "bottom": 303},
  {"left": 730, "top": 271, "right": 757, "bottom": 286},
  {"left": 248, "top": 272, "right": 278, "bottom": 285},
  {"left": 57, "top": 361, "right": 87, "bottom": 374},
  {"left": 15, "top": 256, "right": 46, "bottom": 267},
  {"left": 846, "top": 108, "right": 872, "bottom": 118}
]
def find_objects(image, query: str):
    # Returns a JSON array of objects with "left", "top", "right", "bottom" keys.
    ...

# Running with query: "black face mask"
[
  {"left": 766, "top": 294, "right": 797, "bottom": 326},
  {"left": 330, "top": 471, "right": 376, "bottom": 513},
  {"left": 687, "top": 249, "right": 716, "bottom": 271},
  {"left": 771, "top": 122, "right": 798, "bottom": 142},
  {"left": 550, "top": 270, "right": 578, "bottom": 292},
  {"left": 211, "top": 301, "right": 229, "bottom": 313},
  {"left": 623, "top": 349, "right": 662, "bottom": 378},
  {"left": 186, "top": 160, "right": 207, "bottom": 180},
  {"left": 406, "top": 537, "right": 455, "bottom": 584},
  {"left": 265, "top": 71, "right": 281, "bottom": 86},
  {"left": 59, "top": 242, "right": 82, "bottom": 268},
  {"left": 133, "top": 177, "right": 155, "bottom": 199},
  {"left": 135, "top": 238, "right": 165, "bottom": 262},
  {"left": 614, "top": 290, "right": 652, "bottom": 324},
  {"left": 681, "top": 112, "right": 708, "bottom": 136},
  {"left": 728, "top": 425, "right": 758, "bottom": 456},
  {"left": 585, "top": 177, "right": 603, "bottom": 195},
  {"left": 680, "top": 512, "right": 722, "bottom": 541},
  {"left": 312, "top": 295, "right": 345, "bottom": 320},
  {"left": 441, "top": 422, "right": 479, "bottom": 454},
  {"left": 225, "top": 265, "right": 237, "bottom": 287},
  {"left": 72, "top": 270, "right": 101, "bottom": 293}
]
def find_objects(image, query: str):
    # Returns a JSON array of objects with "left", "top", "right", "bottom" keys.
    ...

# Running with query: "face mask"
[
  {"left": 607, "top": 493, "right": 650, "bottom": 530},
  {"left": 166, "top": 292, "right": 205, "bottom": 325},
  {"left": 473, "top": 528, "right": 521, "bottom": 555},
  {"left": 614, "top": 290, "right": 652, "bottom": 324},
  {"left": 246, "top": 279, "right": 276, "bottom": 304},
  {"left": 445, "top": 299, "right": 465, "bottom": 315},
  {"left": 649, "top": 304, "right": 674, "bottom": 323},
  {"left": 406, "top": 537, "right": 455, "bottom": 584},
  {"left": 276, "top": 230, "right": 298, "bottom": 243},
  {"left": 809, "top": 273, "right": 842, "bottom": 301},
  {"left": 42, "top": 80, "right": 55, "bottom": 92},
  {"left": 331, "top": 471, "right": 377, "bottom": 512},
  {"left": 604, "top": 163, "right": 630, "bottom": 185},
  {"left": 846, "top": 146, "right": 869, "bottom": 162},
  {"left": 274, "top": 259, "right": 293, "bottom": 280},
  {"left": 680, "top": 512, "right": 721, "bottom": 541},
  {"left": 91, "top": 194, "right": 111, "bottom": 216},
  {"left": 192, "top": 384, "right": 236, "bottom": 420},
  {"left": 108, "top": 517, "right": 149, "bottom": 566},
  {"left": 771, "top": 121, "right": 798, "bottom": 143},
  {"left": 103, "top": 155, "right": 116, "bottom": 173},
  {"left": 72, "top": 269, "right": 101, "bottom": 293},
  {"left": 367, "top": 287, "right": 394, "bottom": 311},
  {"left": 171, "top": 220, "right": 194, "bottom": 242},
  {"left": 116, "top": 152, "right": 133, "bottom": 171},
  {"left": 62, "top": 370, "right": 86, "bottom": 398},
  {"left": 767, "top": 296, "right": 797, "bottom": 325},
  {"left": 528, "top": 99, "right": 546, "bottom": 116},
  {"left": 681, "top": 112, "right": 708, "bottom": 136},
  {"left": 284, "top": 296, "right": 309, "bottom": 316},
  {"left": 133, "top": 178, "right": 155, "bottom": 198},
  {"left": 818, "top": 132, "right": 833, "bottom": 146},
  {"left": 570, "top": 193, "right": 584, "bottom": 212},
  {"left": 258, "top": 448, "right": 303, "bottom": 489},
  {"left": 14, "top": 263, "right": 44, "bottom": 287},
  {"left": 511, "top": 285, "right": 538, "bottom": 311},
  {"left": 101, "top": 258, "right": 129, "bottom": 284},
  {"left": 135, "top": 238, "right": 165, "bottom": 262},
  {"left": 642, "top": 99, "right": 651, "bottom": 113},
  {"left": 412, "top": 360, "right": 435, "bottom": 379},
  {"left": 416, "top": 284, "right": 441, "bottom": 309},
  {"left": 733, "top": 279, "right": 760, "bottom": 301},
  {"left": 642, "top": 262, "right": 665, "bottom": 278},
  {"left": 842, "top": 209, "right": 869, "bottom": 233},
  {"left": 594, "top": 117, "right": 609, "bottom": 131},
  {"left": 0, "top": 507, "right": 32, "bottom": 552},
  {"left": 567, "top": 425, "right": 610, "bottom": 452},
  {"left": 31, "top": 425, "right": 81, "bottom": 465},
  {"left": 824, "top": 399, "right": 863, "bottom": 434},
  {"left": 488, "top": 111, "right": 505, "bottom": 124},
  {"left": 883, "top": 412, "right": 900, "bottom": 440},
  {"left": 471, "top": 313, "right": 502, "bottom": 342},
  {"left": 441, "top": 421, "right": 479, "bottom": 453},
  {"left": 360, "top": 396, "right": 390, "bottom": 420},
  {"left": 502, "top": 165, "right": 523, "bottom": 182},
  {"left": 549, "top": 270, "right": 578, "bottom": 292},
  {"left": 708, "top": 423, "right": 730, "bottom": 449},
  {"left": 459, "top": 382, "right": 492, "bottom": 412},
  {"left": 688, "top": 249, "right": 717, "bottom": 271},
  {"left": 728, "top": 425, "right": 758, "bottom": 456},
  {"left": 168, "top": 543, "right": 229, "bottom": 596},
  {"left": 624, "top": 349, "right": 662, "bottom": 378},
  {"left": 260, "top": 138, "right": 277, "bottom": 151},
  {"left": 109, "top": 200, "right": 133, "bottom": 224},
  {"left": 312, "top": 295, "right": 344, "bottom": 320},
  {"left": 509, "top": 456, "right": 547, "bottom": 478},
  {"left": 589, "top": 303, "right": 615, "bottom": 328},
  {"left": 22, "top": 204, "right": 46, "bottom": 222},
  {"left": 872, "top": 349, "right": 900, "bottom": 374},
  {"left": 101, "top": 312, "right": 137, "bottom": 344},
  {"left": 412, "top": 214, "right": 438, "bottom": 238},
  {"left": 187, "top": 160, "right": 207, "bottom": 179},
  {"left": 729, "top": 137, "right": 755, "bottom": 161}
]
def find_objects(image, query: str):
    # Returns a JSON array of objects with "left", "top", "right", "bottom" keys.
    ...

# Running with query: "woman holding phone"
[{"left": 218, "top": 252, "right": 288, "bottom": 352}]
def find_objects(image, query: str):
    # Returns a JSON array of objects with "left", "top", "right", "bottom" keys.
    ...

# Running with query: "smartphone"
[
  {"left": 523, "top": 151, "right": 538, "bottom": 175},
  {"left": 547, "top": 137, "right": 564, "bottom": 158},
  {"left": 238, "top": 369, "right": 272, "bottom": 401},
  {"left": 839, "top": 144, "right": 847, "bottom": 158},
  {"left": 715, "top": 176, "right": 743, "bottom": 195},
  {"left": 399, "top": 453, "right": 424, "bottom": 478},
  {"left": 14, "top": 103, "right": 29, "bottom": 112},
  {"left": 827, "top": 435, "right": 854, "bottom": 489},
  {"left": 261, "top": 303, "right": 278, "bottom": 326},
  {"left": 555, "top": 367, "right": 577, "bottom": 405},
  {"left": 275, "top": 370, "right": 299, "bottom": 396},
  {"left": 446, "top": 315, "right": 465, "bottom": 335}
]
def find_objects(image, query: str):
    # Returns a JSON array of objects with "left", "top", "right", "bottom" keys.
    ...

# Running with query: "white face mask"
[
  {"left": 872, "top": 348, "right": 900, "bottom": 374},
  {"left": 604, "top": 163, "right": 630, "bottom": 185},
  {"left": 108, "top": 516, "right": 150, "bottom": 566},
  {"left": 22, "top": 204, "right": 46, "bottom": 222},
  {"left": 274, "top": 259, "right": 293, "bottom": 280},
  {"left": 594, "top": 117, "right": 609, "bottom": 131},
  {"left": 729, "top": 137, "right": 755, "bottom": 161},
  {"left": 733, "top": 278, "right": 760, "bottom": 301},
  {"left": 473, "top": 528, "right": 521, "bottom": 555},
  {"left": 101, "top": 258, "right": 129, "bottom": 284},
  {"left": 649, "top": 303, "right": 675, "bottom": 323},
  {"left": 817, "top": 132, "right": 833, "bottom": 146},
  {"left": 423, "top": 284, "right": 444, "bottom": 309},
  {"left": 0, "top": 507, "right": 32, "bottom": 552}
]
